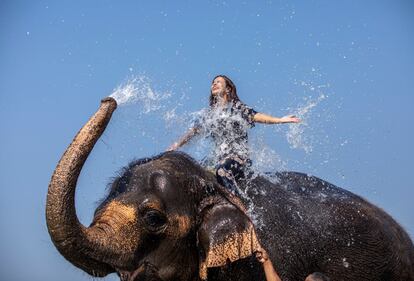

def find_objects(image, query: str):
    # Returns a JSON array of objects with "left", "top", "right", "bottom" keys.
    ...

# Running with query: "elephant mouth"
[{"left": 117, "top": 261, "right": 163, "bottom": 281}]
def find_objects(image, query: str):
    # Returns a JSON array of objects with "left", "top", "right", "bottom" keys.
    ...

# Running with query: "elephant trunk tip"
[{"left": 101, "top": 97, "right": 118, "bottom": 108}]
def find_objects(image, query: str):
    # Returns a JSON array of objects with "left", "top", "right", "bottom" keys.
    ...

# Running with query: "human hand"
[
  {"left": 166, "top": 143, "right": 178, "bottom": 151},
  {"left": 282, "top": 115, "right": 301, "bottom": 123},
  {"left": 255, "top": 248, "right": 269, "bottom": 263}
]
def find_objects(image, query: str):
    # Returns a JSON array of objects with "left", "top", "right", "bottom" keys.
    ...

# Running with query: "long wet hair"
[{"left": 209, "top": 75, "right": 242, "bottom": 107}]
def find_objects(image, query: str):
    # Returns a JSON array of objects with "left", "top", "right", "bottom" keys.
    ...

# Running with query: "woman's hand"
[
  {"left": 256, "top": 248, "right": 282, "bottom": 281},
  {"left": 255, "top": 248, "right": 270, "bottom": 263},
  {"left": 166, "top": 142, "right": 179, "bottom": 151},
  {"left": 281, "top": 115, "right": 301, "bottom": 123}
]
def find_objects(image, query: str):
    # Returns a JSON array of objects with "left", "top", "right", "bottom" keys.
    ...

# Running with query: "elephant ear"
[{"left": 197, "top": 198, "right": 261, "bottom": 280}]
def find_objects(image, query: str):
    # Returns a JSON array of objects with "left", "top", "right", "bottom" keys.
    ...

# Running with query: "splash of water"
[
  {"left": 110, "top": 76, "right": 172, "bottom": 113},
  {"left": 250, "top": 142, "right": 287, "bottom": 182},
  {"left": 286, "top": 91, "right": 327, "bottom": 153},
  {"left": 109, "top": 75, "right": 328, "bottom": 165}
]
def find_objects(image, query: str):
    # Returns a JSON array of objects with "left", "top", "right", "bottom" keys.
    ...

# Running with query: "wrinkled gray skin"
[{"left": 46, "top": 98, "right": 414, "bottom": 281}]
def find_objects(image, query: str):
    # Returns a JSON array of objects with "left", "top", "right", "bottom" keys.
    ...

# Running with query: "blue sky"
[{"left": 0, "top": 1, "right": 413, "bottom": 280}]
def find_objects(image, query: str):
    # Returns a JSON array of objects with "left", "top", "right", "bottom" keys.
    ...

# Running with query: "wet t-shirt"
[{"left": 194, "top": 101, "right": 257, "bottom": 165}]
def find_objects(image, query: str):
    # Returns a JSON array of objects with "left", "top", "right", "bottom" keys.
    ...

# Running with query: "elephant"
[{"left": 46, "top": 97, "right": 414, "bottom": 281}]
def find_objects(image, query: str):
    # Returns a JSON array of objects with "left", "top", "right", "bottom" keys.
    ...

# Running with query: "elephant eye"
[{"left": 143, "top": 210, "right": 167, "bottom": 232}]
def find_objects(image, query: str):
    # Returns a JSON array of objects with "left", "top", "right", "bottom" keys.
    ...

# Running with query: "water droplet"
[{"left": 342, "top": 258, "right": 350, "bottom": 268}]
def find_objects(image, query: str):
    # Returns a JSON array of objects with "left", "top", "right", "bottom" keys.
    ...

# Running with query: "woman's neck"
[{"left": 216, "top": 94, "right": 229, "bottom": 106}]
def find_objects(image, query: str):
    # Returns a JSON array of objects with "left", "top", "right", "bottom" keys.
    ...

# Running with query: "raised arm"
[
  {"left": 253, "top": 112, "right": 300, "bottom": 124},
  {"left": 166, "top": 127, "right": 199, "bottom": 151}
]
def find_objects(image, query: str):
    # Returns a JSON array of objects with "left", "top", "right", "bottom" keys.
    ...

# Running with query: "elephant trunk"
[{"left": 46, "top": 97, "right": 118, "bottom": 277}]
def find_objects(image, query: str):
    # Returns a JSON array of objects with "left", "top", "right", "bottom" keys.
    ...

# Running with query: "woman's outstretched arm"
[
  {"left": 166, "top": 127, "right": 199, "bottom": 151},
  {"left": 256, "top": 248, "right": 282, "bottom": 281},
  {"left": 253, "top": 112, "right": 300, "bottom": 124}
]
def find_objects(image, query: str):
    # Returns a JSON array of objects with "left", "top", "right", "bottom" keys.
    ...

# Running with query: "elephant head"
[{"left": 46, "top": 98, "right": 261, "bottom": 281}]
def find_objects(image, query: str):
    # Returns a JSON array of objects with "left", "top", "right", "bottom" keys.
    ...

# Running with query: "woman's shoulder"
[
  {"left": 234, "top": 101, "right": 257, "bottom": 114},
  {"left": 234, "top": 101, "right": 250, "bottom": 109}
]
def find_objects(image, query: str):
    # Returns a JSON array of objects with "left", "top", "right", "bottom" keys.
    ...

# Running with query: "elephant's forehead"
[
  {"left": 125, "top": 168, "right": 186, "bottom": 206},
  {"left": 130, "top": 164, "right": 184, "bottom": 190},
  {"left": 131, "top": 161, "right": 183, "bottom": 177}
]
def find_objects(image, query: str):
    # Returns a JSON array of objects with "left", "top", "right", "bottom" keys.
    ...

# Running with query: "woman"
[
  {"left": 168, "top": 75, "right": 299, "bottom": 281},
  {"left": 168, "top": 75, "right": 300, "bottom": 195}
]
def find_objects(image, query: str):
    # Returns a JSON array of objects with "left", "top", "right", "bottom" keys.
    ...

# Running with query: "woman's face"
[{"left": 211, "top": 76, "right": 228, "bottom": 98}]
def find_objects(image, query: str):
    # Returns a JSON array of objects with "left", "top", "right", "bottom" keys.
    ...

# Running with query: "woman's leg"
[{"left": 215, "top": 158, "right": 245, "bottom": 196}]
